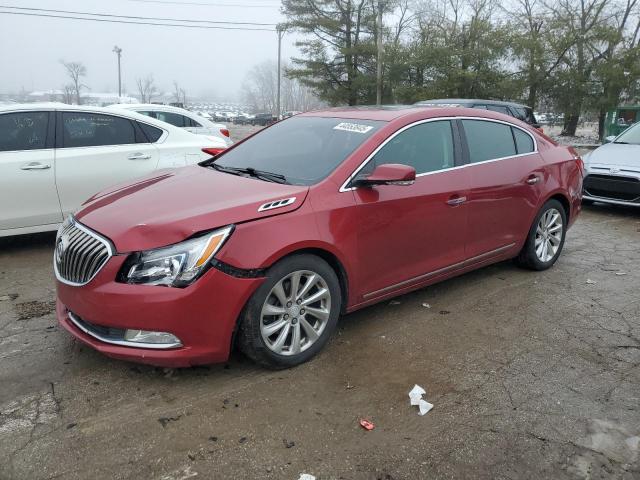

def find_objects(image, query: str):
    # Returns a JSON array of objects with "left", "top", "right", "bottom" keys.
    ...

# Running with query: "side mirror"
[
  {"left": 604, "top": 135, "right": 616, "bottom": 144},
  {"left": 352, "top": 163, "right": 416, "bottom": 188}
]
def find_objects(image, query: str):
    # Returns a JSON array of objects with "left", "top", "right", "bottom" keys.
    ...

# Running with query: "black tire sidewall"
[
  {"left": 522, "top": 199, "right": 567, "bottom": 270},
  {"left": 239, "top": 254, "right": 342, "bottom": 368}
]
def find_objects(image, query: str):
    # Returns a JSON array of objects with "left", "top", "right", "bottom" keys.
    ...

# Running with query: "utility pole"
[
  {"left": 376, "top": 1, "right": 383, "bottom": 106},
  {"left": 113, "top": 45, "right": 122, "bottom": 100},
  {"left": 276, "top": 24, "right": 286, "bottom": 120}
]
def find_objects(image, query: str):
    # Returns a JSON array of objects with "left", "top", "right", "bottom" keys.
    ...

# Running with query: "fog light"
[{"left": 124, "top": 329, "right": 182, "bottom": 346}]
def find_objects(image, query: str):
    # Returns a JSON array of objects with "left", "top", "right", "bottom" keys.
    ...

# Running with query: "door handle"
[
  {"left": 526, "top": 175, "right": 540, "bottom": 185},
  {"left": 21, "top": 162, "right": 51, "bottom": 170},
  {"left": 127, "top": 153, "right": 151, "bottom": 160},
  {"left": 447, "top": 195, "right": 467, "bottom": 206}
]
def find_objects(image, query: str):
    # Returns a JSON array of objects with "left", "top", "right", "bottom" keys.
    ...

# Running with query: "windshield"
[
  {"left": 209, "top": 116, "right": 384, "bottom": 185},
  {"left": 614, "top": 122, "right": 640, "bottom": 144}
]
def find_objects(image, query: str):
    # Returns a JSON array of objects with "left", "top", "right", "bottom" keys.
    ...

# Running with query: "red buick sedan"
[{"left": 55, "top": 106, "right": 583, "bottom": 368}]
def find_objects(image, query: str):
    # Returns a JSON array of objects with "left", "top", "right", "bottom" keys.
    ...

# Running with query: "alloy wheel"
[
  {"left": 535, "top": 208, "right": 563, "bottom": 263},
  {"left": 260, "top": 270, "right": 332, "bottom": 356}
]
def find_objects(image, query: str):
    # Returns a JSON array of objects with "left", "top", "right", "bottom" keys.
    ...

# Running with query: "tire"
[
  {"left": 515, "top": 199, "right": 567, "bottom": 271},
  {"left": 237, "top": 254, "right": 342, "bottom": 369}
]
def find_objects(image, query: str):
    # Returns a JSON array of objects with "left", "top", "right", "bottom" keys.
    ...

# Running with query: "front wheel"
[
  {"left": 515, "top": 199, "right": 567, "bottom": 271},
  {"left": 237, "top": 254, "right": 341, "bottom": 368}
]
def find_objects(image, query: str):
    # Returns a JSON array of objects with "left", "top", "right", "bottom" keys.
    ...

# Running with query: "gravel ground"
[{"left": 1, "top": 203, "right": 639, "bottom": 480}]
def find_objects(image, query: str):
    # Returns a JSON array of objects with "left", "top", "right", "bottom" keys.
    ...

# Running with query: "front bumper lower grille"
[{"left": 583, "top": 174, "right": 640, "bottom": 202}]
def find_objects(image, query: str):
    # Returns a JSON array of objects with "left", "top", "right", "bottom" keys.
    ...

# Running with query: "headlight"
[{"left": 119, "top": 226, "right": 233, "bottom": 287}]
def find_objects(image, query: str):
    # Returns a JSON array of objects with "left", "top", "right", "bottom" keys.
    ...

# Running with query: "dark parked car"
[
  {"left": 415, "top": 99, "right": 541, "bottom": 129},
  {"left": 252, "top": 113, "right": 277, "bottom": 126},
  {"left": 56, "top": 106, "right": 583, "bottom": 368}
]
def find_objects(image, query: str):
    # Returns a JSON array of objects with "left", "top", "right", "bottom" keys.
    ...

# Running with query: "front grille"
[
  {"left": 54, "top": 219, "right": 113, "bottom": 286},
  {"left": 584, "top": 174, "right": 640, "bottom": 202}
]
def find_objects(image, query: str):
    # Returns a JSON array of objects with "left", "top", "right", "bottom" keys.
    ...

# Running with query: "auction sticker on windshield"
[{"left": 333, "top": 122, "right": 374, "bottom": 134}]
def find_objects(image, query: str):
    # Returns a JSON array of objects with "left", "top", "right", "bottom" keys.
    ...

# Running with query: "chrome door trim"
[
  {"left": 362, "top": 243, "right": 516, "bottom": 299},
  {"left": 340, "top": 116, "right": 538, "bottom": 192}
]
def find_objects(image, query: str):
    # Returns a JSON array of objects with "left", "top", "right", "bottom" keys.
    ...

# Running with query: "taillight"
[
  {"left": 220, "top": 128, "right": 230, "bottom": 138},
  {"left": 202, "top": 147, "right": 226, "bottom": 157}
]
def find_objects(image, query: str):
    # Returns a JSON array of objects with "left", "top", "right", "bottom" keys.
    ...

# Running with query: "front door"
[
  {"left": 0, "top": 111, "right": 61, "bottom": 231},
  {"left": 351, "top": 120, "right": 470, "bottom": 300},
  {"left": 55, "top": 111, "right": 159, "bottom": 216}
]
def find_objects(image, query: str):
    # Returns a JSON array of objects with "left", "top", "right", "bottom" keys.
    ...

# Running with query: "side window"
[
  {"left": 472, "top": 105, "right": 488, "bottom": 110},
  {"left": 512, "top": 127, "right": 534, "bottom": 154},
  {"left": 138, "top": 122, "right": 164, "bottom": 143},
  {"left": 137, "top": 111, "right": 157, "bottom": 119},
  {"left": 0, "top": 112, "right": 49, "bottom": 152},
  {"left": 367, "top": 120, "right": 455, "bottom": 175},
  {"left": 185, "top": 117, "right": 202, "bottom": 127},
  {"left": 155, "top": 111, "right": 185, "bottom": 127},
  {"left": 486, "top": 105, "right": 510, "bottom": 115},
  {"left": 62, "top": 112, "right": 137, "bottom": 148},
  {"left": 462, "top": 120, "right": 516, "bottom": 163},
  {"left": 510, "top": 107, "right": 528, "bottom": 122}
]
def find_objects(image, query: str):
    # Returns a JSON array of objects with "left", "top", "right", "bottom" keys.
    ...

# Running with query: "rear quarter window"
[
  {"left": 512, "top": 128, "right": 535, "bottom": 154},
  {"left": 138, "top": 122, "right": 164, "bottom": 142}
]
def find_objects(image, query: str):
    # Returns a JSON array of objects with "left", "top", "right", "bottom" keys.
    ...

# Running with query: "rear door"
[
  {"left": 55, "top": 111, "right": 159, "bottom": 216},
  {"left": 352, "top": 119, "right": 470, "bottom": 299},
  {"left": 0, "top": 111, "right": 62, "bottom": 230},
  {"left": 459, "top": 118, "right": 543, "bottom": 258}
]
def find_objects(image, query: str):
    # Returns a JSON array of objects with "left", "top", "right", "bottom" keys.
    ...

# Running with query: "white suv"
[{"left": 111, "top": 104, "right": 232, "bottom": 145}]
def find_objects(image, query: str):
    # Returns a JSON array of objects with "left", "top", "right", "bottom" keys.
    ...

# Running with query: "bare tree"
[
  {"left": 173, "top": 81, "right": 187, "bottom": 106},
  {"left": 61, "top": 84, "right": 75, "bottom": 104},
  {"left": 61, "top": 61, "right": 87, "bottom": 105},
  {"left": 136, "top": 75, "right": 157, "bottom": 103},
  {"left": 242, "top": 60, "right": 324, "bottom": 113}
]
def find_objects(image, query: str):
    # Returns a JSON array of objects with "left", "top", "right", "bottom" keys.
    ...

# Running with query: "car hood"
[
  {"left": 586, "top": 143, "right": 640, "bottom": 169},
  {"left": 76, "top": 165, "right": 309, "bottom": 252}
]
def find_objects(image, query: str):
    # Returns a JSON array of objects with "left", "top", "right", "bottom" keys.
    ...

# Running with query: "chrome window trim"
[
  {"left": 339, "top": 116, "right": 538, "bottom": 192},
  {"left": 67, "top": 312, "right": 182, "bottom": 349},
  {"left": 53, "top": 218, "right": 114, "bottom": 287}
]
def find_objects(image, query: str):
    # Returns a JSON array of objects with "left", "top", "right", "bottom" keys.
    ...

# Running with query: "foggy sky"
[{"left": 0, "top": 0, "right": 297, "bottom": 101}]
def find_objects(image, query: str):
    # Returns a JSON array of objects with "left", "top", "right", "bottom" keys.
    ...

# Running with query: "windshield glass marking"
[{"left": 333, "top": 122, "right": 374, "bottom": 134}]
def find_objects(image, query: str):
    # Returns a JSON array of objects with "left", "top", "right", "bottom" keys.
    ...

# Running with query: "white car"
[
  {"left": 582, "top": 123, "right": 640, "bottom": 207},
  {"left": 0, "top": 103, "right": 227, "bottom": 237},
  {"left": 111, "top": 104, "right": 232, "bottom": 145}
]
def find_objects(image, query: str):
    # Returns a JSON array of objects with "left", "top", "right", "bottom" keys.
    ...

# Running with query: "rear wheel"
[
  {"left": 237, "top": 254, "right": 341, "bottom": 369},
  {"left": 515, "top": 199, "right": 567, "bottom": 271}
]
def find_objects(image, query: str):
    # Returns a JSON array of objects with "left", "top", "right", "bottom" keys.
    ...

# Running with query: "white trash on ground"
[
  {"left": 408, "top": 384, "right": 433, "bottom": 416},
  {"left": 298, "top": 474, "right": 316, "bottom": 480}
]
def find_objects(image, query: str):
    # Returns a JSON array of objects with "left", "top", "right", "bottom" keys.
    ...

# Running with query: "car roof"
[
  {"left": 301, "top": 105, "right": 440, "bottom": 121},
  {"left": 298, "top": 105, "right": 540, "bottom": 133},
  {"left": 414, "top": 98, "right": 531, "bottom": 109}
]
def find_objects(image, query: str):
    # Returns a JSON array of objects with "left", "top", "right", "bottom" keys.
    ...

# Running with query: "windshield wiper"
[
  {"left": 209, "top": 163, "right": 288, "bottom": 184},
  {"left": 613, "top": 141, "right": 630, "bottom": 144}
]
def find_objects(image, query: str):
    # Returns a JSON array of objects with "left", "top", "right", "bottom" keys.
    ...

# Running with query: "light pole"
[
  {"left": 276, "top": 24, "right": 286, "bottom": 120},
  {"left": 113, "top": 45, "right": 122, "bottom": 100},
  {"left": 376, "top": 1, "right": 383, "bottom": 106}
]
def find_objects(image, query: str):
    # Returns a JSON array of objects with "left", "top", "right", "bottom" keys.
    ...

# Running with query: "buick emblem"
[{"left": 610, "top": 167, "right": 620, "bottom": 174}]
